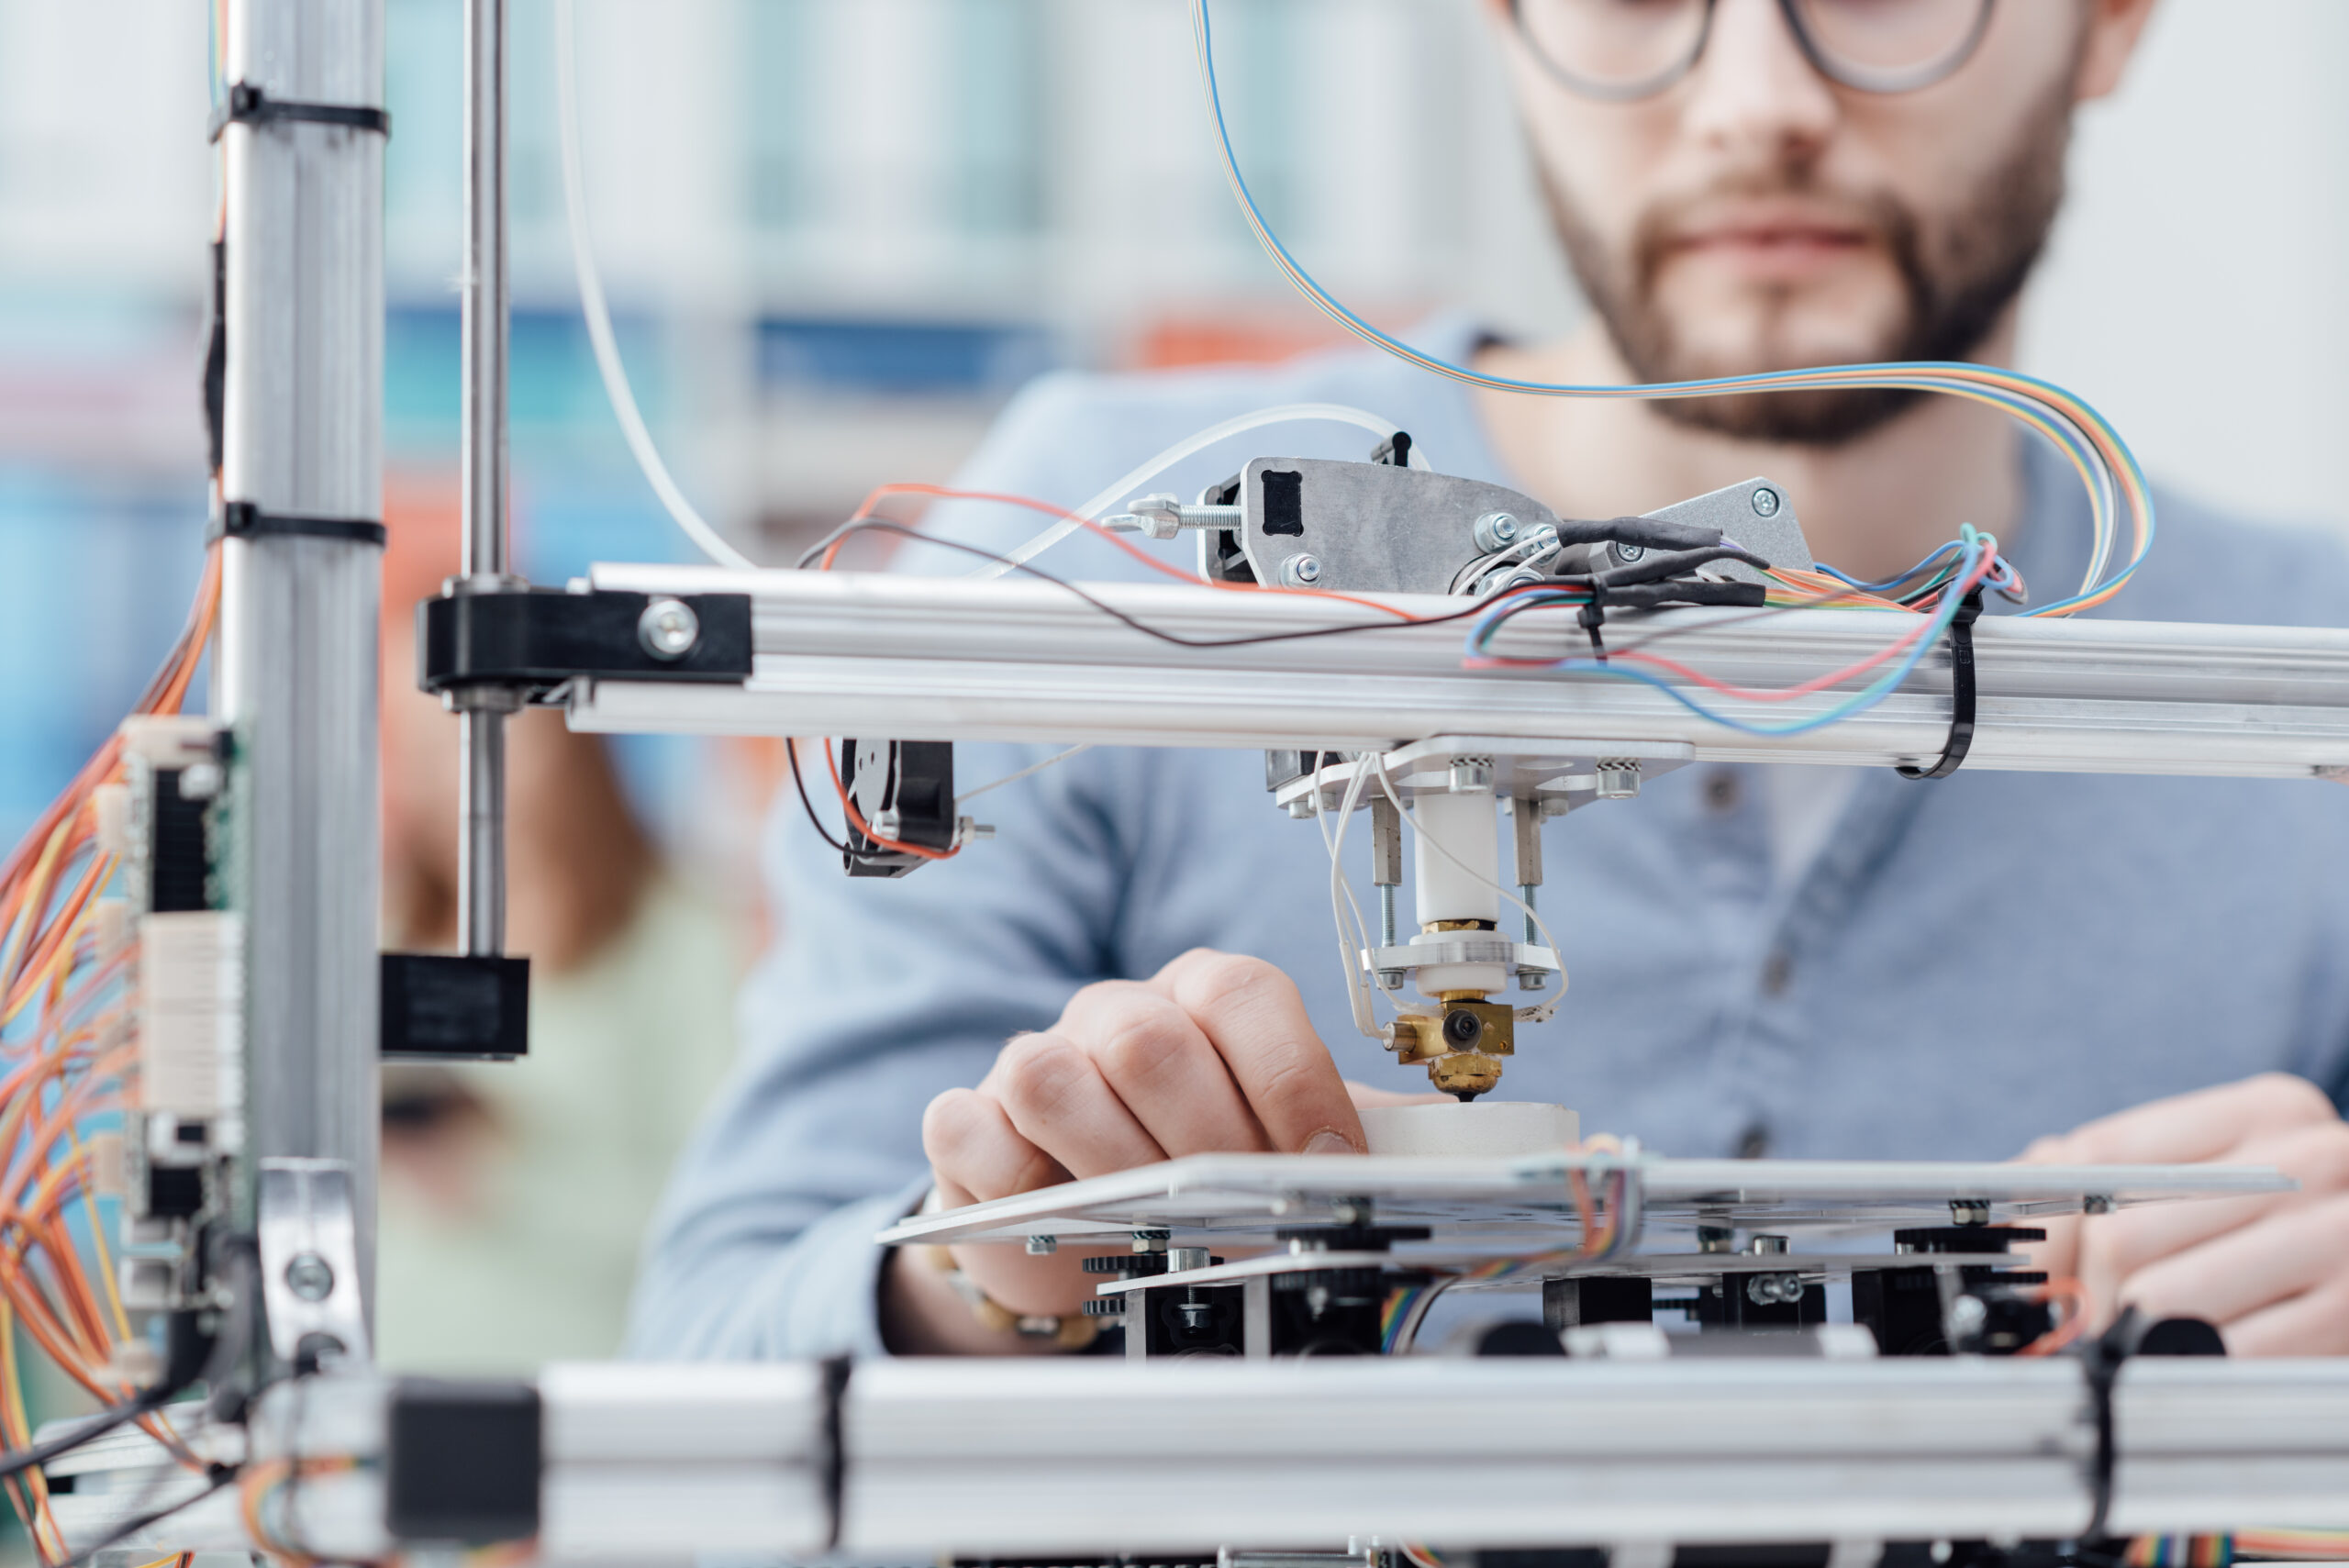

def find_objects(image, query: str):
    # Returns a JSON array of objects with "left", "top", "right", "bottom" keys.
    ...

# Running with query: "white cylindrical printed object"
[
  {"left": 1410, "top": 788, "right": 1507, "bottom": 995},
  {"left": 1360, "top": 1102, "right": 1579, "bottom": 1157}
]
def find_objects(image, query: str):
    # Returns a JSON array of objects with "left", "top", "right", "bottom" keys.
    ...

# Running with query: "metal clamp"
[
  {"left": 256, "top": 1158, "right": 371, "bottom": 1372},
  {"left": 1362, "top": 939, "right": 1559, "bottom": 974}
]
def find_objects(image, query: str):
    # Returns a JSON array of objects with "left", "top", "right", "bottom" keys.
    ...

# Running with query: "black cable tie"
[
  {"left": 818, "top": 1353, "right": 853, "bottom": 1553},
  {"left": 2078, "top": 1306, "right": 2139, "bottom": 1546},
  {"left": 208, "top": 500, "right": 386, "bottom": 549},
  {"left": 1578, "top": 583, "right": 1609, "bottom": 660},
  {"left": 1897, "top": 584, "right": 1986, "bottom": 781},
  {"left": 207, "top": 82, "right": 391, "bottom": 144}
]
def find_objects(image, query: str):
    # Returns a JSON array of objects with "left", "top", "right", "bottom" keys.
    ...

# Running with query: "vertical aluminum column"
[
  {"left": 216, "top": 1, "right": 385, "bottom": 1312},
  {"left": 456, "top": 0, "right": 516, "bottom": 958}
]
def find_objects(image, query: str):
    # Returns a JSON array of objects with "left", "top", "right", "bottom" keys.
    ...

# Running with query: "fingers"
[
  {"left": 2118, "top": 1189, "right": 2349, "bottom": 1333},
  {"left": 981, "top": 1030, "right": 1168, "bottom": 1178},
  {"left": 2039, "top": 1073, "right": 2334, "bottom": 1165},
  {"left": 1149, "top": 949, "right": 1365, "bottom": 1155},
  {"left": 1059, "top": 982, "right": 1273, "bottom": 1156},
  {"left": 2216, "top": 1266, "right": 2349, "bottom": 1356},
  {"left": 2074, "top": 1117, "right": 2348, "bottom": 1309},
  {"left": 922, "top": 1087, "right": 1069, "bottom": 1203}
]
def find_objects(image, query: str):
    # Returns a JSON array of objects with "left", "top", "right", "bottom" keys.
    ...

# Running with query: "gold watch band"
[{"left": 922, "top": 1244, "right": 1100, "bottom": 1351}]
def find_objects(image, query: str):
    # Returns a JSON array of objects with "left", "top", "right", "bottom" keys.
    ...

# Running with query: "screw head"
[
  {"left": 1751, "top": 487, "right": 1782, "bottom": 518},
  {"left": 1472, "top": 510, "right": 1521, "bottom": 551},
  {"left": 1610, "top": 540, "right": 1647, "bottom": 565},
  {"left": 638, "top": 596, "right": 701, "bottom": 661},
  {"left": 1281, "top": 554, "right": 1323, "bottom": 587},
  {"left": 284, "top": 1252, "right": 335, "bottom": 1303}
]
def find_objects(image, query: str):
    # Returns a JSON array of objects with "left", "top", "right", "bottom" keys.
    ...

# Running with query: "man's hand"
[
  {"left": 2020, "top": 1073, "right": 2349, "bottom": 1355},
  {"left": 883, "top": 949, "right": 1419, "bottom": 1355}
]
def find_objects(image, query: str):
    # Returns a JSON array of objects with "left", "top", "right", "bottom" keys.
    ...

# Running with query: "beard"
[{"left": 1540, "top": 78, "right": 2076, "bottom": 446}]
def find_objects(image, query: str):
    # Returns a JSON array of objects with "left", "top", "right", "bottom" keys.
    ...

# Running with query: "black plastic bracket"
[
  {"left": 208, "top": 82, "right": 391, "bottom": 144},
  {"left": 418, "top": 586, "right": 753, "bottom": 699},
  {"left": 385, "top": 1379, "right": 541, "bottom": 1545},
  {"left": 381, "top": 952, "right": 530, "bottom": 1062},
  {"left": 1898, "top": 585, "right": 1986, "bottom": 781}
]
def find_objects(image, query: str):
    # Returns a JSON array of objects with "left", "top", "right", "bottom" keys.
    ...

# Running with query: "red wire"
[{"left": 832, "top": 483, "right": 1419, "bottom": 622}]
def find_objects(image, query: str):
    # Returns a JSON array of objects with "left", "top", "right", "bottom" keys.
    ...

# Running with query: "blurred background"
[{"left": 0, "top": 0, "right": 2343, "bottom": 1372}]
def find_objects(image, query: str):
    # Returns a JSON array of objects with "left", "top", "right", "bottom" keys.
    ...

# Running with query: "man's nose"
[{"left": 1680, "top": 0, "right": 1839, "bottom": 165}]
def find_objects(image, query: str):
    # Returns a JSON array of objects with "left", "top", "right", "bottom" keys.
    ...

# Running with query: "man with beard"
[{"left": 633, "top": 0, "right": 2349, "bottom": 1360}]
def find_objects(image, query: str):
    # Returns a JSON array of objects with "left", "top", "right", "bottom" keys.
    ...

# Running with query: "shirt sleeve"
[{"left": 623, "top": 377, "right": 1174, "bottom": 1360}]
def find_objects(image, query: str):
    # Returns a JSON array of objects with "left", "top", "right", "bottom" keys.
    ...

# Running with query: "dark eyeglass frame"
[{"left": 1507, "top": 0, "right": 1998, "bottom": 102}]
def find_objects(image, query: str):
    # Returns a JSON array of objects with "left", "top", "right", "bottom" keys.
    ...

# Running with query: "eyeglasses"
[{"left": 1508, "top": 0, "right": 1997, "bottom": 102}]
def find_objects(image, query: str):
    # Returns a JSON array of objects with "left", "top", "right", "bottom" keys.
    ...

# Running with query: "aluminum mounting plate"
[{"left": 875, "top": 1151, "right": 2291, "bottom": 1250}]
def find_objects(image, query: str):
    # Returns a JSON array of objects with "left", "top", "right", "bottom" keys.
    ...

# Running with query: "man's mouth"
[{"left": 1659, "top": 204, "right": 1877, "bottom": 282}]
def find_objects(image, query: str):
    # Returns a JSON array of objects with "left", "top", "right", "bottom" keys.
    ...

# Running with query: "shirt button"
[
  {"left": 1760, "top": 949, "right": 1794, "bottom": 996},
  {"left": 1704, "top": 769, "right": 1741, "bottom": 813}
]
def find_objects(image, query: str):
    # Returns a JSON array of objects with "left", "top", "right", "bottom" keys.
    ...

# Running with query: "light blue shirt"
[{"left": 629, "top": 325, "right": 2349, "bottom": 1359}]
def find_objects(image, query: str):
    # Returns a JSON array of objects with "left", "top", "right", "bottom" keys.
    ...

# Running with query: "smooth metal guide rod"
[{"left": 455, "top": 0, "right": 513, "bottom": 957}]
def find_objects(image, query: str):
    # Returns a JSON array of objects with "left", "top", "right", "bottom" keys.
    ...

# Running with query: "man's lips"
[{"left": 1658, "top": 209, "right": 1877, "bottom": 280}]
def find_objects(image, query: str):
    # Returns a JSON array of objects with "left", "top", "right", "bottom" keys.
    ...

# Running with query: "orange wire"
[{"left": 2018, "top": 1276, "right": 2091, "bottom": 1357}]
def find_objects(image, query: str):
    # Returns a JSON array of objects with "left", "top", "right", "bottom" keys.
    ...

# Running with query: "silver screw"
[
  {"left": 1595, "top": 760, "right": 1642, "bottom": 800},
  {"left": 1472, "top": 510, "right": 1521, "bottom": 551},
  {"left": 1951, "top": 1198, "right": 1992, "bottom": 1227},
  {"left": 1449, "top": 757, "right": 1494, "bottom": 792},
  {"left": 1025, "top": 1234, "right": 1059, "bottom": 1256},
  {"left": 1281, "top": 554, "right": 1323, "bottom": 587},
  {"left": 1378, "top": 970, "right": 1405, "bottom": 990},
  {"left": 2082, "top": 1194, "right": 2113, "bottom": 1216},
  {"left": 1749, "top": 1233, "right": 1790, "bottom": 1255},
  {"left": 1751, "top": 487, "right": 1782, "bottom": 518},
  {"left": 1610, "top": 541, "right": 1647, "bottom": 565},
  {"left": 638, "top": 596, "right": 700, "bottom": 661},
  {"left": 284, "top": 1252, "right": 335, "bottom": 1303}
]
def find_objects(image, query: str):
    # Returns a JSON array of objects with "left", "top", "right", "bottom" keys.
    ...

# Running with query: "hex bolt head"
[
  {"left": 1472, "top": 510, "right": 1521, "bottom": 552},
  {"left": 1281, "top": 554, "right": 1323, "bottom": 587},
  {"left": 638, "top": 596, "right": 701, "bottom": 661},
  {"left": 1751, "top": 487, "right": 1782, "bottom": 518},
  {"left": 284, "top": 1251, "right": 335, "bottom": 1303},
  {"left": 1449, "top": 757, "right": 1494, "bottom": 793},
  {"left": 1377, "top": 969, "right": 1405, "bottom": 990}
]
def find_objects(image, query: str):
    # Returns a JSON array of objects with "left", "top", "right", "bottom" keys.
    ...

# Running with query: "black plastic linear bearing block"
[
  {"left": 418, "top": 586, "right": 753, "bottom": 696},
  {"left": 382, "top": 952, "right": 531, "bottom": 1061}
]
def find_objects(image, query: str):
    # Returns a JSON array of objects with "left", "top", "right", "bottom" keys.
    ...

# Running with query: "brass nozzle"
[{"left": 1391, "top": 997, "right": 1514, "bottom": 1100}]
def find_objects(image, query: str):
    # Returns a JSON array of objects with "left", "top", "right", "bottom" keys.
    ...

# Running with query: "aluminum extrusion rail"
[
  {"left": 82, "top": 1359, "right": 2349, "bottom": 1562},
  {"left": 571, "top": 566, "right": 2349, "bottom": 777}
]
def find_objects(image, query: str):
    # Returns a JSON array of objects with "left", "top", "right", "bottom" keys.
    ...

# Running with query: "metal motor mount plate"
[
  {"left": 875, "top": 1151, "right": 2291, "bottom": 1250},
  {"left": 1274, "top": 737, "right": 1697, "bottom": 814},
  {"left": 1236, "top": 459, "right": 1564, "bottom": 595}
]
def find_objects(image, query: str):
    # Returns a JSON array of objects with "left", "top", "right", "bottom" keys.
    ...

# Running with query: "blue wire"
[
  {"left": 1467, "top": 530, "right": 1993, "bottom": 738},
  {"left": 1191, "top": 0, "right": 2154, "bottom": 618}
]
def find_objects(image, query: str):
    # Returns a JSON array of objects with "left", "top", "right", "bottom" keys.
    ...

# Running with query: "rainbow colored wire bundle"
[
  {"left": 1378, "top": 1158, "right": 1638, "bottom": 1355},
  {"left": 1462, "top": 526, "right": 2009, "bottom": 738},
  {"left": 1189, "top": 0, "right": 2154, "bottom": 622},
  {"left": 0, "top": 552, "right": 219, "bottom": 1563}
]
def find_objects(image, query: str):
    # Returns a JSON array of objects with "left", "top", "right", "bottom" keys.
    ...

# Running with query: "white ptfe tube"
[{"left": 1409, "top": 790, "right": 1507, "bottom": 996}]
